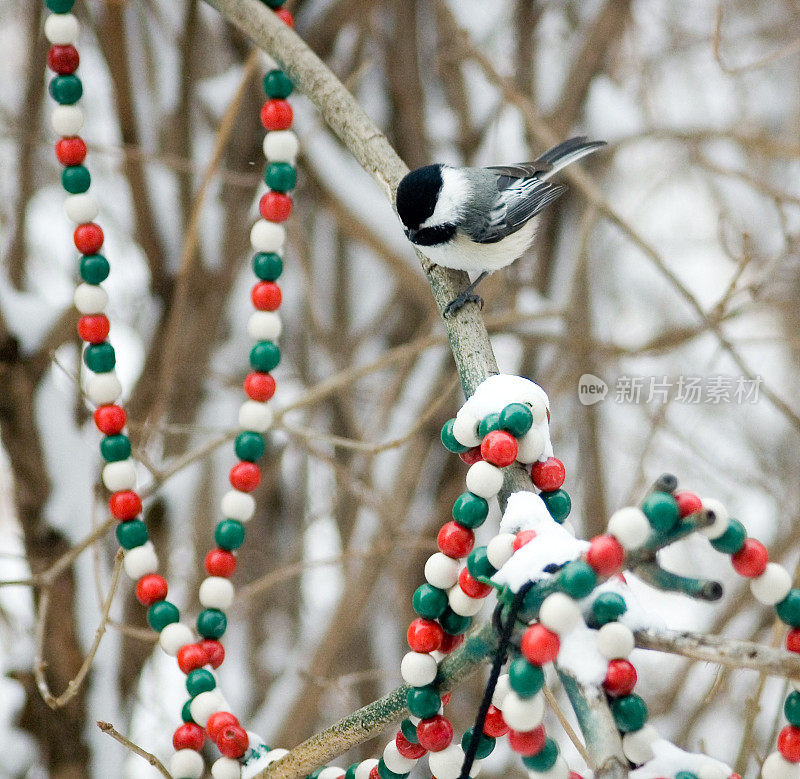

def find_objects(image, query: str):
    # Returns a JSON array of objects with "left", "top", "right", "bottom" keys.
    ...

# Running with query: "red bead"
[
  {"left": 275, "top": 8, "right": 294, "bottom": 26},
  {"left": 531, "top": 457, "right": 565, "bottom": 491},
  {"left": 438, "top": 632, "right": 464, "bottom": 654},
  {"left": 482, "top": 705, "right": 508, "bottom": 737},
  {"left": 459, "top": 447, "right": 483, "bottom": 466},
  {"left": 55, "top": 136, "right": 87, "bottom": 165},
  {"left": 569, "top": 773, "right": 585, "bottom": 779},
  {"left": 416, "top": 715, "right": 453, "bottom": 752},
  {"left": 205, "top": 548, "right": 237, "bottom": 578},
  {"left": 728, "top": 775, "right": 742, "bottom": 779},
  {"left": 520, "top": 624, "right": 560, "bottom": 665},
  {"left": 480, "top": 430, "right": 518, "bottom": 467},
  {"left": 260, "top": 100, "right": 293, "bottom": 131},
  {"left": 674, "top": 490, "right": 703, "bottom": 518},
  {"left": 109, "top": 490, "right": 142, "bottom": 520},
  {"left": 407, "top": 618, "right": 444, "bottom": 653},
  {"left": 731, "top": 538, "right": 769, "bottom": 578},
  {"left": 513, "top": 529, "right": 537, "bottom": 551},
  {"left": 603, "top": 658, "right": 637, "bottom": 697},
  {"left": 229, "top": 462, "right": 261, "bottom": 492},
  {"left": 458, "top": 567, "right": 492, "bottom": 598},
  {"left": 135, "top": 574, "right": 168, "bottom": 606},
  {"left": 172, "top": 722, "right": 205, "bottom": 751},
  {"left": 787, "top": 629, "right": 800, "bottom": 653},
  {"left": 77, "top": 314, "right": 110, "bottom": 344},
  {"left": 94, "top": 404, "right": 126, "bottom": 434},
  {"left": 586, "top": 535, "right": 625, "bottom": 577},
  {"left": 396, "top": 730, "right": 427, "bottom": 759},
  {"left": 177, "top": 644, "right": 207, "bottom": 675},
  {"left": 47, "top": 44, "right": 79, "bottom": 74},
  {"left": 74, "top": 223, "right": 104, "bottom": 254},
  {"left": 259, "top": 191, "right": 293, "bottom": 222},
  {"left": 508, "top": 725, "right": 545, "bottom": 756},
  {"left": 437, "top": 522, "right": 474, "bottom": 559},
  {"left": 206, "top": 710, "right": 239, "bottom": 740},
  {"left": 368, "top": 768, "right": 379, "bottom": 779},
  {"left": 441, "top": 692, "right": 451, "bottom": 706},
  {"left": 251, "top": 281, "right": 282, "bottom": 311},
  {"left": 199, "top": 638, "right": 225, "bottom": 669},
  {"left": 216, "top": 724, "right": 249, "bottom": 758},
  {"left": 779, "top": 725, "right": 800, "bottom": 762},
  {"left": 244, "top": 371, "right": 276, "bottom": 402}
]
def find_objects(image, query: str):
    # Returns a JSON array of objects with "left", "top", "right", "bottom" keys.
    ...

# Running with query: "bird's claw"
[{"left": 444, "top": 292, "right": 484, "bottom": 317}]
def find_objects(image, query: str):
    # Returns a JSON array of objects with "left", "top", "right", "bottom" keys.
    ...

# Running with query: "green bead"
[
  {"left": 84, "top": 342, "right": 116, "bottom": 373},
  {"left": 478, "top": 412, "right": 501, "bottom": 437},
  {"left": 181, "top": 699, "right": 195, "bottom": 723},
  {"left": 197, "top": 608, "right": 227, "bottom": 639},
  {"left": 676, "top": 773, "right": 698, "bottom": 779},
  {"left": 591, "top": 592, "right": 627, "bottom": 626},
  {"left": 264, "top": 69, "right": 293, "bottom": 98},
  {"left": 307, "top": 771, "right": 323, "bottom": 779},
  {"left": 461, "top": 728, "right": 495, "bottom": 759},
  {"left": 559, "top": 560, "right": 597, "bottom": 599},
  {"left": 499, "top": 402, "right": 533, "bottom": 437},
  {"left": 261, "top": 0, "right": 286, "bottom": 7},
  {"left": 440, "top": 418, "right": 468, "bottom": 453},
  {"left": 509, "top": 656, "right": 544, "bottom": 698},
  {"left": 116, "top": 519, "right": 148, "bottom": 549},
  {"left": 100, "top": 434, "right": 131, "bottom": 462},
  {"left": 540, "top": 489, "right": 571, "bottom": 523},
  {"left": 777, "top": 590, "right": 800, "bottom": 627},
  {"left": 47, "top": 0, "right": 75, "bottom": 10},
  {"left": 80, "top": 254, "right": 110, "bottom": 284},
  {"left": 265, "top": 162, "right": 296, "bottom": 192},
  {"left": 235, "top": 431, "right": 265, "bottom": 461},
  {"left": 710, "top": 519, "right": 746, "bottom": 554},
  {"left": 186, "top": 668, "right": 216, "bottom": 696},
  {"left": 611, "top": 693, "right": 648, "bottom": 732},
  {"left": 522, "top": 738, "right": 558, "bottom": 771},
  {"left": 253, "top": 252, "right": 283, "bottom": 281},
  {"left": 786, "top": 691, "right": 800, "bottom": 726},
  {"left": 412, "top": 584, "right": 448, "bottom": 620},
  {"left": 440, "top": 608, "right": 471, "bottom": 635},
  {"left": 250, "top": 341, "right": 281, "bottom": 372},
  {"left": 147, "top": 600, "right": 180, "bottom": 632},
  {"left": 344, "top": 764, "right": 360, "bottom": 779},
  {"left": 400, "top": 718, "right": 418, "bottom": 744},
  {"left": 215, "top": 519, "right": 245, "bottom": 550},
  {"left": 49, "top": 75, "right": 82, "bottom": 105},
  {"left": 466, "top": 546, "right": 496, "bottom": 580},
  {"left": 62, "top": 165, "right": 91, "bottom": 194},
  {"left": 377, "top": 759, "right": 407, "bottom": 779},
  {"left": 406, "top": 685, "right": 441, "bottom": 718},
  {"left": 642, "top": 491, "right": 679, "bottom": 533},
  {"left": 452, "top": 492, "right": 489, "bottom": 528}
]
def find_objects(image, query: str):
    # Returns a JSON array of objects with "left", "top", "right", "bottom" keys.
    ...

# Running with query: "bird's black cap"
[{"left": 395, "top": 164, "right": 443, "bottom": 230}]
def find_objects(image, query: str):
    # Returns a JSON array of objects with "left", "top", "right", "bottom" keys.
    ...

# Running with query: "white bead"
[
  {"left": 539, "top": 592, "right": 581, "bottom": 635},
  {"left": 529, "top": 398, "right": 548, "bottom": 425},
  {"left": 424, "top": 553, "right": 460, "bottom": 587},
  {"left": 248, "top": 311, "right": 282, "bottom": 341},
  {"left": 465, "top": 461, "right": 504, "bottom": 499},
  {"left": 64, "top": 193, "right": 99, "bottom": 223},
  {"left": 448, "top": 585, "right": 484, "bottom": 616},
  {"left": 353, "top": 759, "right": 379, "bottom": 779},
  {"left": 221, "top": 490, "right": 256, "bottom": 521},
  {"left": 452, "top": 412, "right": 481, "bottom": 448},
  {"left": 400, "top": 651, "right": 438, "bottom": 687},
  {"left": 607, "top": 506, "right": 651, "bottom": 550},
  {"left": 491, "top": 673, "right": 510, "bottom": 707},
  {"left": 696, "top": 761, "right": 729, "bottom": 779},
  {"left": 250, "top": 220, "right": 285, "bottom": 253},
  {"left": 794, "top": 677, "right": 800, "bottom": 692},
  {"left": 86, "top": 373, "right": 122, "bottom": 405},
  {"left": 123, "top": 543, "right": 158, "bottom": 579},
  {"left": 383, "top": 741, "right": 417, "bottom": 774},
  {"left": 44, "top": 13, "right": 79, "bottom": 44},
  {"left": 102, "top": 460, "right": 136, "bottom": 491},
  {"left": 596, "top": 622, "right": 635, "bottom": 659},
  {"left": 751, "top": 563, "right": 792, "bottom": 605},
  {"left": 500, "top": 691, "right": 544, "bottom": 730},
  {"left": 169, "top": 749, "right": 204, "bottom": 779},
  {"left": 199, "top": 577, "right": 235, "bottom": 610},
  {"left": 74, "top": 283, "right": 108, "bottom": 314},
  {"left": 317, "top": 769, "right": 346, "bottom": 779},
  {"left": 698, "top": 497, "right": 730, "bottom": 539},
  {"left": 486, "top": 533, "right": 515, "bottom": 569},
  {"left": 159, "top": 622, "right": 194, "bottom": 655},
  {"left": 211, "top": 757, "right": 241, "bottom": 779},
  {"left": 238, "top": 400, "right": 273, "bottom": 433},
  {"left": 264, "top": 130, "right": 299, "bottom": 162},
  {"left": 516, "top": 429, "right": 545, "bottom": 464},
  {"left": 762, "top": 752, "right": 800, "bottom": 779},
  {"left": 189, "top": 690, "right": 223, "bottom": 727},
  {"left": 51, "top": 104, "right": 84, "bottom": 136},
  {"left": 428, "top": 744, "right": 467, "bottom": 779},
  {"left": 621, "top": 724, "right": 658, "bottom": 764},
  {"left": 533, "top": 756, "right": 569, "bottom": 779}
]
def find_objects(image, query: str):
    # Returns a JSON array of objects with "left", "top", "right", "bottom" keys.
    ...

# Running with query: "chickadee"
[{"left": 395, "top": 137, "right": 605, "bottom": 315}]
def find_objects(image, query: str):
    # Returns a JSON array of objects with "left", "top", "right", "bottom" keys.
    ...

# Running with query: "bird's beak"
[{"left": 405, "top": 228, "right": 418, "bottom": 243}]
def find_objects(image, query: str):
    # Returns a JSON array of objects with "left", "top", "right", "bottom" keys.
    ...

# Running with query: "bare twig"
[{"left": 97, "top": 721, "right": 173, "bottom": 778}]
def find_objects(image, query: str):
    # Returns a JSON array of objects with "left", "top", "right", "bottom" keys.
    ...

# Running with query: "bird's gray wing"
[{"left": 485, "top": 161, "right": 552, "bottom": 181}]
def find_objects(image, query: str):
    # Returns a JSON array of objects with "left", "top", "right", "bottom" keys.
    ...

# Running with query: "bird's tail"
[{"left": 535, "top": 137, "right": 606, "bottom": 179}]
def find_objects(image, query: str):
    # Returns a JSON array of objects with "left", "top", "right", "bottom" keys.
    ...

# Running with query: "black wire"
[{"left": 458, "top": 580, "right": 534, "bottom": 779}]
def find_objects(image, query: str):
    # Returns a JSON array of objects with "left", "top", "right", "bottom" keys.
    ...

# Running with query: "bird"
[{"left": 395, "top": 137, "right": 606, "bottom": 315}]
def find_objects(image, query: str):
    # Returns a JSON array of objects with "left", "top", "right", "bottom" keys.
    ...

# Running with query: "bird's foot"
[{"left": 444, "top": 292, "right": 484, "bottom": 317}]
